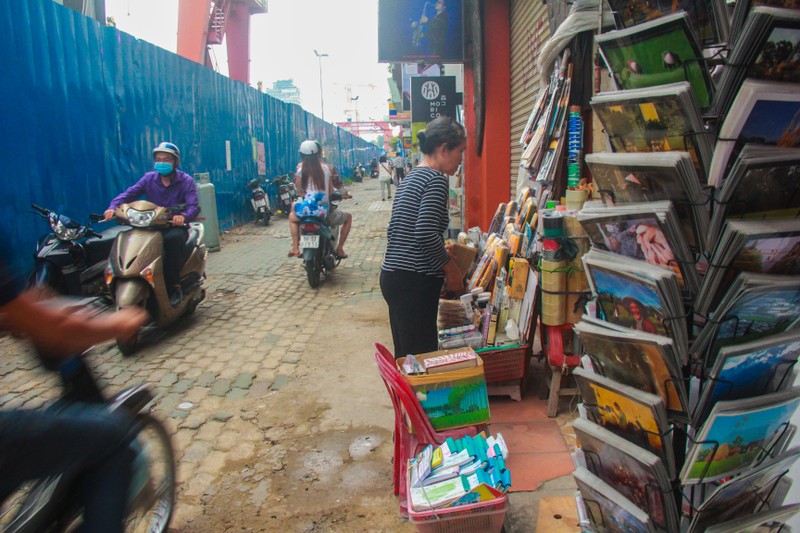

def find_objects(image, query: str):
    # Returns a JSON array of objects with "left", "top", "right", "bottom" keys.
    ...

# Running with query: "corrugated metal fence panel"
[
  {"left": 509, "top": 0, "right": 549, "bottom": 201},
  {"left": 0, "top": 0, "right": 379, "bottom": 274}
]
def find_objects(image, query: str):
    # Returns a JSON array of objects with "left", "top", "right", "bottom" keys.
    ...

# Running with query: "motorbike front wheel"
[
  {"left": 124, "top": 414, "right": 176, "bottom": 533},
  {"left": 26, "top": 262, "right": 68, "bottom": 296},
  {"left": 305, "top": 251, "right": 322, "bottom": 288},
  {"left": 115, "top": 280, "right": 151, "bottom": 356}
]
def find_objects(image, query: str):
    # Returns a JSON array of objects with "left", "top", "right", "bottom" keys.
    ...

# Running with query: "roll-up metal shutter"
[{"left": 509, "top": 0, "right": 550, "bottom": 201}]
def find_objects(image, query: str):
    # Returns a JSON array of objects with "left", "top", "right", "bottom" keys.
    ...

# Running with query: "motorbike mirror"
[{"left": 31, "top": 203, "right": 49, "bottom": 215}]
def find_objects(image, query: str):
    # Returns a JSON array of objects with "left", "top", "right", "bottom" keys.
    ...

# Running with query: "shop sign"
[{"left": 411, "top": 76, "right": 456, "bottom": 123}]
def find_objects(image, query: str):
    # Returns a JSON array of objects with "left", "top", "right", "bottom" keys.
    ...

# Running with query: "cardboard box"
[
  {"left": 398, "top": 351, "right": 490, "bottom": 431},
  {"left": 509, "top": 259, "right": 530, "bottom": 300},
  {"left": 450, "top": 243, "right": 479, "bottom": 276}
]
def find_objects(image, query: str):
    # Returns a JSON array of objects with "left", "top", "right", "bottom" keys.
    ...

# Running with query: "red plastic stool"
[{"left": 543, "top": 324, "right": 582, "bottom": 418}]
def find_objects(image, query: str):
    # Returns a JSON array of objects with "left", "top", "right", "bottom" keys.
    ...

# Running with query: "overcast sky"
[{"left": 105, "top": 0, "right": 392, "bottom": 125}]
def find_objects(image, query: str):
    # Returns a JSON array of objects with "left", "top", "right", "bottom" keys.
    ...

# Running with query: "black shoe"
[{"left": 169, "top": 286, "right": 183, "bottom": 307}]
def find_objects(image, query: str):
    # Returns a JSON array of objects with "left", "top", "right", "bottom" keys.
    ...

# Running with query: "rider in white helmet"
[{"left": 288, "top": 140, "right": 352, "bottom": 258}]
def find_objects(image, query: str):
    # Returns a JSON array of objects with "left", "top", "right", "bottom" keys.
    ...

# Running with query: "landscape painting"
[
  {"left": 738, "top": 99, "right": 800, "bottom": 149},
  {"left": 721, "top": 160, "right": 800, "bottom": 221},
  {"left": 715, "top": 286, "right": 800, "bottom": 349},
  {"left": 748, "top": 24, "right": 800, "bottom": 82},
  {"left": 682, "top": 392, "right": 800, "bottom": 484},
  {"left": 697, "top": 332, "right": 800, "bottom": 424}
]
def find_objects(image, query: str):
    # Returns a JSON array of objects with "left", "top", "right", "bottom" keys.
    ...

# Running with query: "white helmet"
[{"left": 299, "top": 140, "right": 321, "bottom": 156}]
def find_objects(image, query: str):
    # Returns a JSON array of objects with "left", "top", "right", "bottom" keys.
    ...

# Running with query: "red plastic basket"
[
  {"left": 478, "top": 345, "right": 527, "bottom": 384},
  {"left": 407, "top": 473, "right": 509, "bottom": 533}
]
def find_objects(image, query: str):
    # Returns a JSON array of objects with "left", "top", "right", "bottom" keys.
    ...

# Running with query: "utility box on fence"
[{"left": 194, "top": 173, "right": 220, "bottom": 252}]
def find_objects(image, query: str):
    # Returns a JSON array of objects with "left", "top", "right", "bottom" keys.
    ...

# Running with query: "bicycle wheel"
[{"left": 124, "top": 414, "right": 176, "bottom": 533}]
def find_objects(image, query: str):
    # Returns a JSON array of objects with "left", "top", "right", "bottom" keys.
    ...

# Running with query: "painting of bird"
[{"left": 662, "top": 50, "right": 682, "bottom": 70}]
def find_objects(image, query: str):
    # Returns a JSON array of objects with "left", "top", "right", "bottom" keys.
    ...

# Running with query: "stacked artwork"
[{"left": 559, "top": 3, "right": 800, "bottom": 531}]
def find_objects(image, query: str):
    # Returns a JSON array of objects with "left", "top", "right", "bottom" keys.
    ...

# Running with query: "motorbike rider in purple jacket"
[{"left": 104, "top": 142, "right": 199, "bottom": 306}]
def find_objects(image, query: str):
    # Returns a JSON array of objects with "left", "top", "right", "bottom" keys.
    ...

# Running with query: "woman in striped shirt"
[{"left": 380, "top": 117, "right": 467, "bottom": 359}]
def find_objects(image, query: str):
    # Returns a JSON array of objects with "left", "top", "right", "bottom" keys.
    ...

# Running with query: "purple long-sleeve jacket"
[{"left": 107, "top": 170, "right": 200, "bottom": 222}]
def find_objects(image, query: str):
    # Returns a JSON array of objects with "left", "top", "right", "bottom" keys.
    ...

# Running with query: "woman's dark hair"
[
  {"left": 379, "top": 155, "right": 387, "bottom": 163},
  {"left": 417, "top": 116, "right": 466, "bottom": 155},
  {"left": 300, "top": 153, "right": 325, "bottom": 192}
]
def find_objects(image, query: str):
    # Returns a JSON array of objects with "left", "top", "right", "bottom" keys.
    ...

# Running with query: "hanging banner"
[
  {"left": 411, "top": 76, "right": 457, "bottom": 123},
  {"left": 378, "top": 0, "right": 465, "bottom": 63}
]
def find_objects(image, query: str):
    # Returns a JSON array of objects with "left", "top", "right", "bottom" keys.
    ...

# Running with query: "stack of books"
[{"left": 408, "top": 433, "right": 510, "bottom": 511}]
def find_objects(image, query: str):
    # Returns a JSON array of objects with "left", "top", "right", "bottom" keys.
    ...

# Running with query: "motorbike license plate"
[
  {"left": 300, "top": 235, "right": 319, "bottom": 249},
  {"left": 280, "top": 193, "right": 290, "bottom": 200},
  {"left": 255, "top": 198, "right": 267, "bottom": 208}
]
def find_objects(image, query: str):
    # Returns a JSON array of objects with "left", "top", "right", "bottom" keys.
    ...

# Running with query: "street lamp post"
[
  {"left": 350, "top": 96, "right": 359, "bottom": 136},
  {"left": 313, "top": 49, "right": 328, "bottom": 121}
]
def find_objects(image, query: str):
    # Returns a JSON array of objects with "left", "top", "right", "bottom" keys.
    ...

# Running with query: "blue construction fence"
[{"left": 0, "top": 0, "right": 380, "bottom": 275}]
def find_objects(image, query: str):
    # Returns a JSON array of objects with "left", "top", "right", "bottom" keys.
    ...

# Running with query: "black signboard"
[
  {"left": 411, "top": 76, "right": 457, "bottom": 123},
  {"left": 378, "top": 0, "right": 465, "bottom": 63}
]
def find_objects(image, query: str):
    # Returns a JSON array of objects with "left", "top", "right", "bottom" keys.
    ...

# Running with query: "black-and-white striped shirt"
[{"left": 382, "top": 166, "right": 450, "bottom": 276}]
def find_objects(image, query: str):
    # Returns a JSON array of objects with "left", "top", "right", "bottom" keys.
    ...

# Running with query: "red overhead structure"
[
  {"left": 336, "top": 121, "right": 394, "bottom": 151},
  {"left": 177, "top": 0, "right": 267, "bottom": 85}
]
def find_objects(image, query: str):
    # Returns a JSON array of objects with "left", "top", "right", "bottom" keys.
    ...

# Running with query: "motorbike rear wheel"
[
  {"left": 305, "top": 251, "right": 322, "bottom": 288},
  {"left": 259, "top": 208, "right": 270, "bottom": 226},
  {"left": 124, "top": 414, "right": 176, "bottom": 533}
]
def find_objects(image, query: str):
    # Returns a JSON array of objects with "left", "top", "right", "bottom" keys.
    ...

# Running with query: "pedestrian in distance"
[
  {"left": 380, "top": 116, "right": 467, "bottom": 359},
  {"left": 393, "top": 153, "right": 406, "bottom": 186},
  {"left": 288, "top": 140, "right": 352, "bottom": 259},
  {"left": 378, "top": 155, "right": 393, "bottom": 201},
  {"left": 104, "top": 141, "right": 199, "bottom": 307},
  {"left": 0, "top": 238, "right": 147, "bottom": 533}
]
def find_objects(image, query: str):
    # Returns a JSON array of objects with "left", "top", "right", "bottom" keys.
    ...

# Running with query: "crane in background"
[{"left": 177, "top": 0, "right": 267, "bottom": 85}]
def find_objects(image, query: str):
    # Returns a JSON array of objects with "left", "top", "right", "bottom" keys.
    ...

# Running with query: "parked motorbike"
[
  {"left": 270, "top": 174, "right": 297, "bottom": 217},
  {"left": 299, "top": 191, "right": 343, "bottom": 288},
  {"left": 352, "top": 164, "right": 364, "bottom": 183},
  {"left": 0, "top": 298, "right": 175, "bottom": 533},
  {"left": 28, "top": 204, "right": 129, "bottom": 299},
  {"left": 245, "top": 178, "right": 271, "bottom": 226},
  {"left": 106, "top": 201, "right": 207, "bottom": 355}
]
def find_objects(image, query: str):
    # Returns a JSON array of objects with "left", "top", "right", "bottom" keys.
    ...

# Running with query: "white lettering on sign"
[{"left": 421, "top": 81, "right": 440, "bottom": 100}]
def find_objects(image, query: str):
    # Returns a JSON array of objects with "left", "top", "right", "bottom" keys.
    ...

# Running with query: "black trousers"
[
  {"left": 380, "top": 269, "right": 444, "bottom": 360},
  {"left": 161, "top": 227, "right": 188, "bottom": 288}
]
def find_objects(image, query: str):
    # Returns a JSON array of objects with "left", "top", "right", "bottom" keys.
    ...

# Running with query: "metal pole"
[{"left": 314, "top": 50, "right": 328, "bottom": 121}]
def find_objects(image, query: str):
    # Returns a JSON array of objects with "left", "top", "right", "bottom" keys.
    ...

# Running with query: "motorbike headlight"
[
  {"left": 52, "top": 219, "right": 80, "bottom": 241},
  {"left": 126, "top": 208, "right": 156, "bottom": 228}
]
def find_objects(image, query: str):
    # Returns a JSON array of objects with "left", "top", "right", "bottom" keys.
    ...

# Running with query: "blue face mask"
[{"left": 154, "top": 162, "right": 173, "bottom": 175}]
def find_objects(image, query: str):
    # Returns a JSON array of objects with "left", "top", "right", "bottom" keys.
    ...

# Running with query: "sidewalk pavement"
[{"left": 0, "top": 176, "right": 579, "bottom": 532}]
